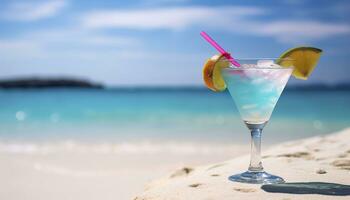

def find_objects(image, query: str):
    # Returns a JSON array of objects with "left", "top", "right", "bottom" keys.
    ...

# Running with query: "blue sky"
[{"left": 0, "top": 0, "right": 349, "bottom": 86}]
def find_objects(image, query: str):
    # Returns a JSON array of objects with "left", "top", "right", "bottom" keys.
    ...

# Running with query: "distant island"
[{"left": 0, "top": 78, "right": 104, "bottom": 89}]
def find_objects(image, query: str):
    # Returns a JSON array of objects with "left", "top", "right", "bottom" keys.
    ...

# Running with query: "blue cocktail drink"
[{"left": 222, "top": 59, "right": 293, "bottom": 184}]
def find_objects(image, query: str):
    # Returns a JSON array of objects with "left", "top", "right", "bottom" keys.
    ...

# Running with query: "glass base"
[{"left": 229, "top": 171, "right": 285, "bottom": 184}]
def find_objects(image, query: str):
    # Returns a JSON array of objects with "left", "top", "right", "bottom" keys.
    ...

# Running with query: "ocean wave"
[{"left": 0, "top": 141, "right": 245, "bottom": 155}]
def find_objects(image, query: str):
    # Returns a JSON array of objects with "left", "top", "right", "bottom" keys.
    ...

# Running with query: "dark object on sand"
[{"left": 261, "top": 182, "right": 350, "bottom": 196}]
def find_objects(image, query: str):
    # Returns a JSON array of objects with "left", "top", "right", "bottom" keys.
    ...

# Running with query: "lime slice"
[
  {"left": 203, "top": 54, "right": 230, "bottom": 92},
  {"left": 277, "top": 46, "right": 322, "bottom": 80}
]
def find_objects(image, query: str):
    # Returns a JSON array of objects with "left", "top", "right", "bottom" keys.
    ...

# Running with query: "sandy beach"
[
  {"left": 136, "top": 128, "right": 350, "bottom": 199},
  {"left": 0, "top": 140, "right": 249, "bottom": 200},
  {"left": 1, "top": 129, "right": 349, "bottom": 200}
]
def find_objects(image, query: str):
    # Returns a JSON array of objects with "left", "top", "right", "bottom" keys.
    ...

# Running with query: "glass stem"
[{"left": 245, "top": 122, "right": 266, "bottom": 172}]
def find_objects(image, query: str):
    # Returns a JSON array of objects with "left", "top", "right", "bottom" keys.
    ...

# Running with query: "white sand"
[
  {"left": 135, "top": 128, "right": 350, "bottom": 200},
  {"left": 0, "top": 141, "right": 248, "bottom": 200},
  {"left": 1, "top": 128, "right": 349, "bottom": 200}
]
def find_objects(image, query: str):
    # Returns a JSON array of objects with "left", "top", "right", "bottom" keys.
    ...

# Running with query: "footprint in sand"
[
  {"left": 206, "top": 163, "right": 227, "bottom": 171},
  {"left": 170, "top": 167, "right": 194, "bottom": 178},
  {"left": 211, "top": 174, "right": 220, "bottom": 177},
  {"left": 332, "top": 159, "right": 350, "bottom": 170},
  {"left": 313, "top": 148, "right": 321, "bottom": 152},
  {"left": 277, "top": 152, "right": 313, "bottom": 160},
  {"left": 233, "top": 187, "right": 256, "bottom": 193},
  {"left": 189, "top": 183, "right": 202, "bottom": 188},
  {"left": 316, "top": 168, "right": 327, "bottom": 174},
  {"left": 338, "top": 153, "right": 347, "bottom": 158}
]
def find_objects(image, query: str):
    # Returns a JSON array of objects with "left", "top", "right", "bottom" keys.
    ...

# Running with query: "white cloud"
[
  {"left": 81, "top": 6, "right": 264, "bottom": 30},
  {"left": 258, "top": 21, "right": 350, "bottom": 38},
  {"left": 85, "top": 36, "right": 138, "bottom": 46},
  {"left": 23, "top": 29, "right": 140, "bottom": 47},
  {"left": 222, "top": 20, "right": 350, "bottom": 44},
  {"left": 253, "top": 20, "right": 350, "bottom": 44},
  {"left": 0, "top": 28, "right": 141, "bottom": 64},
  {"left": 1, "top": 0, "right": 67, "bottom": 21},
  {"left": 81, "top": 6, "right": 350, "bottom": 44}
]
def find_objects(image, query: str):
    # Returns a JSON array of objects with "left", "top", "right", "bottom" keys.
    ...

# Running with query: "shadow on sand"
[{"left": 261, "top": 182, "right": 350, "bottom": 196}]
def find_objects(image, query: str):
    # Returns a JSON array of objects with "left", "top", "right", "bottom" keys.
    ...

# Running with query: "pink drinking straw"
[{"left": 200, "top": 31, "right": 240, "bottom": 67}]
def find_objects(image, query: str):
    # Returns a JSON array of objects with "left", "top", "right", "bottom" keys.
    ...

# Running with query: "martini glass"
[{"left": 221, "top": 58, "right": 293, "bottom": 184}]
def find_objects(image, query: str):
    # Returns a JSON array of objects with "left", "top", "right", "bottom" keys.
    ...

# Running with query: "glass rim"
[
  {"left": 223, "top": 66, "right": 294, "bottom": 70},
  {"left": 222, "top": 58, "right": 294, "bottom": 70},
  {"left": 231, "top": 58, "right": 293, "bottom": 61}
]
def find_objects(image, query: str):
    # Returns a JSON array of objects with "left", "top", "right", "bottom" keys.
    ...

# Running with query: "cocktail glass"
[{"left": 221, "top": 58, "right": 293, "bottom": 184}]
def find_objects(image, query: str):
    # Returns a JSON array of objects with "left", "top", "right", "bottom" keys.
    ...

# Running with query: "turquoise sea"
[{"left": 0, "top": 88, "right": 349, "bottom": 145}]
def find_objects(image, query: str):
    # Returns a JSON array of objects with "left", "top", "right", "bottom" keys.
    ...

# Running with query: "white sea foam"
[
  {"left": 0, "top": 141, "right": 244, "bottom": 156},
  {"left": 32, "top": 163, "right": 123, "bottom": 177}
]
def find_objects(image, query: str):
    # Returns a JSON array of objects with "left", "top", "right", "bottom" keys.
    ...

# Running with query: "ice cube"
[
  {"left": 242, "top": 63, "right": 256, "bottom": 68},
  {"left": 270, "top": 63, "right": 281, "bottom": 68},
  {"left": 257, "top": 60, "right": 274, "bottom": 68}
]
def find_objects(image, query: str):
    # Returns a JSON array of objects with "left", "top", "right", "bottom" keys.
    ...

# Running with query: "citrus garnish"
[
  {"left": 203, "top": 54, "right": 230, "bottom": 92},
  {"left": 277, "top": 46, "right": 323, "bottom": 80}
]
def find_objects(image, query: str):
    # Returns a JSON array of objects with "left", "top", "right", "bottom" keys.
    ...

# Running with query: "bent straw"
[{"left": 200, "top": 31, "right": 240, "bottom": 67}]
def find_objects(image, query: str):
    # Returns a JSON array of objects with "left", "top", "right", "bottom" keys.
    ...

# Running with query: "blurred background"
[{"left": 0, "top": 0, "right": 349, "bottom": 200}]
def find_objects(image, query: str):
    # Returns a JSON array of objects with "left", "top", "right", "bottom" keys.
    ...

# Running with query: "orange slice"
[{"left": 203, "top": 54, "right": 230, "bottom": 92}]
